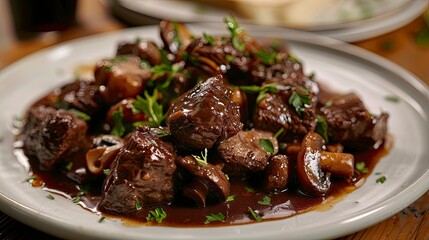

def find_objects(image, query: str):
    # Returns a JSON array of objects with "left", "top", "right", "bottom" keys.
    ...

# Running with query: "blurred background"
[{"left": 0, "top": 0, "right": 428, "bottom": 239}]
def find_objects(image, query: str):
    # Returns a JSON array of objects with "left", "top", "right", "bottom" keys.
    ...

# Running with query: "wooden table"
[{"left": 0, "top": 1, "right": 428, "bottom": 239}]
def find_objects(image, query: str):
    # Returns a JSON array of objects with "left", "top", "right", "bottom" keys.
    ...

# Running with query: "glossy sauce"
[{"left": 15, "top": 139, "right": 391, "bottom": 227}]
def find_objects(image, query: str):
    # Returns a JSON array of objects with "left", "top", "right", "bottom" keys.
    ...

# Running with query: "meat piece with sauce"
[
  {"left": 23, "top": 106, "right": 88, "bottom": 170},
  {"left": 167, "top": 74, "right": 242, "bottom": 150},
  {"left": 98, "top": 126, "right": 176, "bottom": 214},
  {"left": 217, "top": 129, "right": 278, "bottom": 178},
  {"left": 318, "top": 93, "right": 389, "bottom": 150}
]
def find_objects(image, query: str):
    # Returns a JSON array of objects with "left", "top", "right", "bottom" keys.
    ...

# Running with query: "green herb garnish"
[
  {"left": 224, "top": 15, "right": 245, "bottom": 52},
  {"left": 376, "top": 176, "right": 387, "bottom": 184},
  {"left": 258, "top": 196, "right": 271, "bottom": 206},
  {"left": 240, "top": 83, "right": 279, "bottom": 103},
  {"left": 416, "top": 10, "right": 429, "bottom": 46},
  {"left": 245, "top": 185, "right": 255, "bottom": 193},
  {"left": 192, "top": 148, "right": 208, "bottom": 166},
  {"left": 72, "top": 196, "right": 81, "bottom": 204},
  {"left": 24, "top": 175, "right": 37, "bottom": 183},
  {"left": 69, "top": 108, "right": 91, "bottom": 121},
  {"left": 203, "top": 32, "right": 216, "bottom": 46},
  {"left": 146, "top": 208, "right": 167, "bottom": 223},
  {"left": 259, "top": 139, "right": 274, "bottom": 154},
  {"left": 98, "top": 216, "right": 106, "bottom": 223},
  {"left": 47, "top": 194, "right": 55, "bottom": 200},
  {"left": 103, "top": 169, "right": 111, "bottom": 176},
  {"left": 226, "top": 195, "right": 236, "bottom": 202},
  {"left": 110, "top": 106, "right": 126, "bottom": 137},
  {"left": 225, "top": 54, "right": 235, "bottom": 62},
  {"left": 288, "top": 91, "right": 311, "bottom": 116},
  {"left": 287, "top": 53, "right": 301, "bottom": 64},
  {"left": 273, "top": 128, "right": 285, "bottom": 139},
  {"left": 248, "top": 207, "right": 263, "bottom": 222},
  {"left": 204, "top": 213, "right": 225, "bottom": 224},
  {"left": 356, "top": 162, "right": 369, "bottom": 174},
  {"left": 315, "top": 115, "right": 329, "bottom": 142},
  {"left": 253, "top": 50, "right": 279, "bottom": 65},
  {"left": 102, "top": 65, "right": 112, "bottom": 72},
  {"left": 65, "top": 162, "right": 73, "bottom": 171},
  {"left": 132, "top": 89, "right": 165, "bottom": 127},
  {"left": 135, "top": 199, "right": 143, "bottom": 211},
  {"left": 385, "top": 95, "right": 400, "bottom": 103},
  {"left": 172, "top": 22, "right": 183, "bottom": 50}
]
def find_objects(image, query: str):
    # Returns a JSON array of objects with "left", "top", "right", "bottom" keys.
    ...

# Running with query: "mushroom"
[
  {"left": 287, "top": 141, "right": 354, "bottom": 177},
  {"left": 176, "top": 155, "right": 230, "bottom": 203},
  {"left": 182, "top": 178, "right": 209, "bottom": 207},
  {"left": 86, "top": 135, "right": 124, "bottom": 175},
  {"left": 160, "top": 20, "right": 193, "bottom": 54},
  {"left": 296, "top": 132, "right": 354, "bottom": 196}
]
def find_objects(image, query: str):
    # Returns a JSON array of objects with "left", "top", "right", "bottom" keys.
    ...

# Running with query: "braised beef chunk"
[
  {"left": 217, "top": 129, "right": 278, "bottom": 178},
  {"left": 99, "top": 126, "right": 176, "bottom": 213},
  {"left": 94, "top": 55, "right": 151, "bottom": 105},
  {"left": 318, "top": 93, "right": 389, "bottom": 150},
  {"left": 264, "top": 154, "right": 289, "bottom": 192},
  {"left": 254, "top": 90, "right": 316, "bottom": 142},
  {"left": 56, "top": 79, "right": 104, "bottom": 116},
  {"left": 23, "top": 106, "right": 88, "bottom": 170},
  {"left": 116, "top": 40, "right": 162, "bottom": 66},
  {"left": 176, "top": 155, "right": 230, "bottom": 202},
  {"left": 167, "top": 75, "right": 242, "bottom": 150}
]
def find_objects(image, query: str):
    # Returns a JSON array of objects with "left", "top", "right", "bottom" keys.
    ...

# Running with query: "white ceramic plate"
[
  {"left": 111, "top": 0, "right": 428, "bottom": 42},
  {"left": 0, "top": 25, "right": 428, "bottom": 240}
]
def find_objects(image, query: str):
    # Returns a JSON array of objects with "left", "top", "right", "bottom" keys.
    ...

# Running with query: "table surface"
[{"left": 0, "top": 1, "right": 428, "bottom": 239}]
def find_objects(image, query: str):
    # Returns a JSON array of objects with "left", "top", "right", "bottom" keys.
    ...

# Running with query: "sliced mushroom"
[
  {"left": 176, "top": 155, "right": 230, "bottom": 203},
  {"left": 182, "top": 178, "right": 209, "bottom": 207},
  {"left": 86, "top": 135, "right": 124, "bottom": 175},
  {"left": 287, "top": 141, "right": 354, "bottom": 177}
]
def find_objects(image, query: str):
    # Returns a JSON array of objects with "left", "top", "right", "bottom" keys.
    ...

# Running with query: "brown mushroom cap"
[{"left": 296, "top": 132, "right": 331, "bottom": 196}]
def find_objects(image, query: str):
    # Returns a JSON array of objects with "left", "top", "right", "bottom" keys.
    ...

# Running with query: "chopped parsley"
[
  {"left": 315, "top": 115, "right": 329, "bottom": 142},
  {"left": 172, "top": 22, "right": 183, "bottom": 51},
  {"left": 355, "top": 162, "right": 369, "bottom": 174},
  {"left": 273, "top": 128, "right": 285, "bottom": 139},
  {"left": 239, "top": 83, "right": 279, "bottom": 103},
  {"left": 110, "top": 106, "right": 126, "bottom": 137},
  {"left": 24, "top": 175, "right": 37, "bottom": 183},
  {"left": 245, "top": 185, "right": 255, "bottom": 193},
  {"left": 288, "top": 91, "right": 311, "bottom": 116},
  {"left": 385, "top": 95, "right": 400, "bottom": 103},
  {"left": 68, "top": 108, "right": 91, "bottom": 121},
  {"left": 204, "top": 213, "right": 225, "bottom": 224},
  {"left": 72, "top": 196, "right": 81, "bottom": 204},
  {"left": 226, "top": 195, "right": 236, "bottom": 202},
  {"left": 224, "top": 15, "right": 245, "bottom": 52},
  {"left": 258, "top": 196, "right": 271, "bottom": 206},
  {"left": 65, "top": 162, "right": 73, "bottom": 171},
  {"left": 102, "top": 65, "right": 112, "bottom": 72},
  {"left": 253, "top": 50, "right": 279, "bottom": 65},
  {"left": 416, "top": 10, "right": 429, "bottom": 46},
  {"left": 47, "top": 194, "right": 55, "bottom": 200},
  {"left": 259, "top": 139, "right": 275, "bottom": 154},
  {"left": 192, "top": 148, "right": 208, "bottom": 166},
  {"left": 203, "top": 32, "right": 216, "bottom": 46},
  {"left": 225, "top": 54, "right": 235, "bottom": 62},
  {"left": 98, "top": 216, "right": 106, "bottom": 223},
  {"left": 132, "top": 89, "right": 165, "bottom": 127},
  {"left": 287, "top": 53, "right": 301, "bottom": 64},
  {"left": 135, "top": 199, "right": 143, "bottom": 211},
  {"left": 248, "top": 207, "right": 263, "bottom": 222},
  {"left": 103, "top": 169, "right": 111, "bottom": 176},
  {"left": 376, "top": 176, "right": 387, "bottom": 184},
  {"left": 146, "top": 208, "right": 167, "bottom": 223}
]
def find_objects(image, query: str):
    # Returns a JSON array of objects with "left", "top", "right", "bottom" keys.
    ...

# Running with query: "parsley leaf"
[
  {"left": 253, "top": 50, "right": 279, "bottom": 65},
  {"left": 192, "top": 148, "right": 208, "bottom": 166},
  {"left": 72, "top": 196, "right": 81, "bottom": 204},
  {"left": 65, "top": 162, "right": 73, "bottom": 171},
  {"left": 226, "top": 195, "right": 236, "bottom": 202},
  {"left": 98, "top": 216, "right": 106, "bottom": 223},
  {"left": 103, "top": 169, "right": 111, "bottom": 176},
  {"left": 273, "top": 128, "right": 285, "bottom": 139},
  {"left": 224, "top": 15, "right": 245, "bottom": 52},
  {"left": 110, "top": 106, "right": 126, "bottom": 137},
  {"left": 204, "top": 213, "right": 225, "bottom": 224},
  {"left": 259, "top": 139, "right": 274, "bottom": 153},
  {"left": 315, "top": 115, "right": 329, "bottom": 142},
  {"left": 68, "top": 108, "right": 91, "bottom": 121},
  {"left": 258, "top": 196, "right": 271, "bottom": 205},
  {"left": 135, "top": 199, "right": 143, "bottom": 211},
  {"left": 355, "top": 162, "right": 369, "bottom": 174},
  {"left": 248, "top": 207, "right": 263, "bottom": 222},
  {"left": 132, "top": 89, "right": 165, "bottom": 127},
  {"left": 385, "top": 95, "right": 400, "bottom": 103},
  {"left": 146, "top": 208, "right": 167, "bottom": 223},
  {"left": 239, "top": 83, "right": 279, "bottom": 103},
  {"left": 203, "top": 33, "right": 216, "bottom": 46},
  {"left": 288, "top": 91, "right": 311, "bottom": 116},
  {"left": 376, "top": 176, "right": 387, "bottom": 184},
  {"left": 47, "top": 194, "right": 55, "bottom": 200},
  {"left": 245, "top": 185, "right": 255, "bottom": 193}
]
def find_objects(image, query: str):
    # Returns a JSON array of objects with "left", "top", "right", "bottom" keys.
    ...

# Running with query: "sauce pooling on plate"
[{"left": 14, "top": 16, "right": 391, "bottom": 226}]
